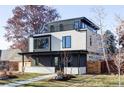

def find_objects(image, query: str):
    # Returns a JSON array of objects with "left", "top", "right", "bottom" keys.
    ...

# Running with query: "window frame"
[
  {"left": 50, "top": 25, "right": 55, "bottom": 32},
  {"left": 90, "top": 36, "right": 92, "bottom": 46},
  {"left": 33, "top": 35, "right": 51, "bottom": 51},
  {"left": 59, "top": 24, "right": 64, "bottom": 31},
  {"left": 62, "top": 36, "right": 71, "bottom": 48},
  {"left": 74, "top": 20, "right": 80, "bottom": 30}
]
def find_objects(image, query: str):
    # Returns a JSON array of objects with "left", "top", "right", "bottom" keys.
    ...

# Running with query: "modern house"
[{"left": 19, "top": 17, "right": 102, "bottom": 74}]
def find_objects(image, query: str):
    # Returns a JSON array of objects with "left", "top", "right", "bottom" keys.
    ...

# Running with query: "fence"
[{"left": 87, "top": 61, "right": 101, "bottom": 74}]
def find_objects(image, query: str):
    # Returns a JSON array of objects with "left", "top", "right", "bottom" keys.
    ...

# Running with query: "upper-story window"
[
  {"left": 59, "top": 24, "right": 64, "bottom": 31},
  {"left": 50, "top": 25, "right": 55, "bottom": 32},
  {"left": 74, "top": 20, "right": 80, "bottom": 30},
  {"left": 81, "top": 22, "right": 88, "bottom": 29},
  {"left": 39, "top": 38, "right": 49, "bottom": 48},
  {"left": 34, "top": 37, "right": 49, "bottom": 49},
  {"left": 81, "top": 23, "right": 85, "bottom": 29},
  {"left": 62, "top": 36, "right": 71, "bottom": 48},
  {"left": 81, "top": 22, "right": 97, "bottom": 33}
]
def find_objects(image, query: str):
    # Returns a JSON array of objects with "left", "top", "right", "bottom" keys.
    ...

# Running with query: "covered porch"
[{"left": 19, "top": 50, "right": 88, "bottom": 74}]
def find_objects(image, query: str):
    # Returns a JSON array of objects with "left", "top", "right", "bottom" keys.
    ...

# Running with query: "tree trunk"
[{"left": 101, "top": 32, "right": 111, "bottom": 74}]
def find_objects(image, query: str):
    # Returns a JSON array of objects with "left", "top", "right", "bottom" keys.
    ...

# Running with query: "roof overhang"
[
  {"left": 19, "top": 50, "right": 88, "bottom": 56},
  {"left": 81, "top": 17, "right": 99, "bottom": 30}
]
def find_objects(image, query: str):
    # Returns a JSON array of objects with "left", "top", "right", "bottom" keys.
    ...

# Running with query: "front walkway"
[{"left": 1, "top": 74, "right": 56, "bottom": 87}]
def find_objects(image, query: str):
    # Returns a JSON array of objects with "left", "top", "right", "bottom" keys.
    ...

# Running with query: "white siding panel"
[
  {"left": 25, "top": 67, "right": 55, "bottom": 74},
  {"left": 29, "top": 37, "right": 33, "bottom": 52},
  {"left": 79, "top": 67, "right": 86, "bottom": 74},
  {"left": 64, "top": 67, "right": 86, "bottom": 74}
]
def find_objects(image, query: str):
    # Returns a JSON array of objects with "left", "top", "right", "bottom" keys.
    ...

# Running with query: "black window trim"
[
  {"left": 62, "top": 36, "right": 71, "bottom": 48},
  {"left": 50, "top": 25, "right": 55, "bottom": 32},
  {"left": 33, "top": 35, "right": 51, "bottom": 51}
]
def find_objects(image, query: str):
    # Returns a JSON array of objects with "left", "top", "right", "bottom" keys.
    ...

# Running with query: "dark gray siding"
[
  {"left": 70, "top": 54, "right": 86, "bottom": 67},
  {"left": 32, "top": 55, "right": 52, "bottom": 67},
  {"left": 48, "top": 19, "right": 80, "bottom": 32},
  {"left": 31, "top": 53, "right": 86, "bottom": 67}
]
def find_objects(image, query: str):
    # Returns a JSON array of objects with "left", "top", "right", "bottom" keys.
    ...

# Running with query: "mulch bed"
[{"left": 49, "top": 74, "right": 76, "bottom": 81}]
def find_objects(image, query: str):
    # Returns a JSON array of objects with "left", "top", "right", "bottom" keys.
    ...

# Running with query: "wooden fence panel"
[{"left": 87, "top": 61, "right": 101, "bottom": 74}]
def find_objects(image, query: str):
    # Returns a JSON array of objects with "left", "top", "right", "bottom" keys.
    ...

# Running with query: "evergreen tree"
[{"left": 103, "top": 30, "right": 117, "bottom": 57}]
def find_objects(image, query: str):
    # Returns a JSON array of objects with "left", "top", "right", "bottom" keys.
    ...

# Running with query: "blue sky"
[{"left": 0, "top": 5, "right": 124, "bottom": 50}]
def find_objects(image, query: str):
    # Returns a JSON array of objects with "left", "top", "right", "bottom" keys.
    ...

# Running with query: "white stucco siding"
[
  {"left": 29, "top": 37, "right": 33, "bottom": 52},
  {"left": 51, "top": 30, "right": 86, "bottom": 51}
]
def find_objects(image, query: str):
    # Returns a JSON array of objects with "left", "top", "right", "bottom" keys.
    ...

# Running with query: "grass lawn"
[
  {"left": 24, "top": 75, "right": 124, "bottom": 87},
  {"left": 0, "top": 73, "right": 42, "bottom": 85}
]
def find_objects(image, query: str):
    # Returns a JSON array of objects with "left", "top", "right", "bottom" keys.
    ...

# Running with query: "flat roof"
[{"left": 49, "top": 17, "right": 99, "bottom": 30}]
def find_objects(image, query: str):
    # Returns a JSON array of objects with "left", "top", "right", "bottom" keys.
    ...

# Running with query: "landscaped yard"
[
  {"left": 24, "top": 75, "right": 124, "bottom": 87},
  {"left": 0, "top": 73, "right": 42, "bottom": 85}
]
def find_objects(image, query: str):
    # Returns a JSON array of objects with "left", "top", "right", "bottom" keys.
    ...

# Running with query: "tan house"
[{"left": 0, "top": 49, "right": 31, "bottom": 72}]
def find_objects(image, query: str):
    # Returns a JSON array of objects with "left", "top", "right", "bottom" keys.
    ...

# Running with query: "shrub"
[{"left": 54, "top": 71, "right": 76, "bottom": 81}]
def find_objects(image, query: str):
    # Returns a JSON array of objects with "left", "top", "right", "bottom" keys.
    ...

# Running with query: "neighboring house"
[
  {"left": 0, "top": 49, "right": 31, "bottom": 71},
  {"left": 19, "top": 17, "right": 102, "bottom": 74}
]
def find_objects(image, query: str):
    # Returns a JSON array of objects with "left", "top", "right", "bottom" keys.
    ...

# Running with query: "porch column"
[
  {"left": 78, "top": 54, "right": 80, "bottom": 74},
  {"left": 22, "top": 54, "right": 25, "bottom": 73},
  {"left": 50, "top": 54, "right": 53, "bottom": 66}
]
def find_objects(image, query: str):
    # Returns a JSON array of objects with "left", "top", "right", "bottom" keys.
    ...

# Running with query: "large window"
[
  {"left": 81, "top": 23, "right": 86, "bottom": 29},
  {"left": 34, "top": 37, "right": 49, "bottom": 50},
  {"left": 74, "top": 20, "right": 80, "bottom": 30},
  {"left": 62, "top": 36, "right": 71, "bottom": 48},
  {"left": 39, "top": 38, "right": 49, "bottom": 48},
  {"left": 81, "top": 22, "right": 97, "bottom": 33}
]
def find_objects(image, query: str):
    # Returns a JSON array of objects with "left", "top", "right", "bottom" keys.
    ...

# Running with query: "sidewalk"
[{"left": 1, "top": 74, "right": 56, "bottom": 87}]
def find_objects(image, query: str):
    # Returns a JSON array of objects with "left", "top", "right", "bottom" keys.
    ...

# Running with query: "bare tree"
[
  {"left": 92, "top": 7, "right": 111, "bottom": 74},
  {"left": 62, "top": 51, "right": 73, "bottom": 74},
  {"left": 115, "top": 19, "right": 124, "bottom": 86},
  {"left": 105, "top": 16, "right": 124, "bottom": 86},
  {"left": 4, "top": 5, "right": 60, "bottom": 52}
]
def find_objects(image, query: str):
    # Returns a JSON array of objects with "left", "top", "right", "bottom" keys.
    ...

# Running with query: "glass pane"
[
  {"left": 34, "top": 37, "right": 49, "bottom": 49},
  {"left": 59, "top": 24, "right": 64, "bottom": 31},
  {"left": 62, "top": 36, "right": 66, "bottom": 48},
  {"left": 40, "top": 38, "right": 48, "bottom": 49},
  {"left": 74, "top": 21, "right": 80, "bottom": 30},
  {"left": 34, "top": 39, "right": 37, "bottom": 49},
  {"left": 81, "top": 23, "right": 84, "bottom": 29},
  {"left": 66, "top": 36, "right": 71, "bottom": 48},
  {"left": 55, "top": 57, "right": 58, "bottom": 66},
  {"left": 62, "top": 36, "right": 71, "bottom": 48}
]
